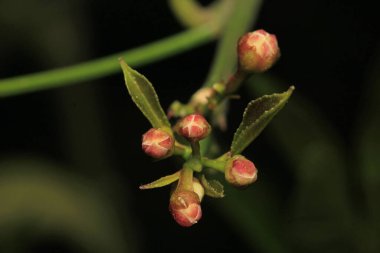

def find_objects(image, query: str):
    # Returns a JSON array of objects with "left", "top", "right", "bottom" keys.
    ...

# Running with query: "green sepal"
[
  {"left": 139, "top": 171, "right": 180, "bottom": 190},
  {"left": 231, "top": 86, "right": 294, "bottom": 155},
  {"left": 119, "top": 59, "right": 171, "bottom": 129},
  {"left": 200, "top": 174, "right": 225, "bottom": 198}
]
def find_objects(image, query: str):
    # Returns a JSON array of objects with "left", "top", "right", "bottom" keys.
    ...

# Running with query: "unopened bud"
[
  {"left": 178, "top": 114, "right": 211, "bottom": 141},
  {"left": 190, "top": 87, "right": 215, "bottom": 108},
  {"left": 142, "top": 128, "right": 174, "bottom": 158},
  {"left": 238, "top": 29, "right": 280, "bottom": 73},
  {"left": 225, "top": 155, "right": 258, "bottom": 187},
  {"left": 193, "top": 178, "right": 204, "bottom": 202},
  {"left": 169, "top": 190, "right": 202, "bottom": 227}
]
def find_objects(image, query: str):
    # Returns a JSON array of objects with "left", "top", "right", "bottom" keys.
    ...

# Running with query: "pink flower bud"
[
  {"left": 178, "top": 114, "right": 211, "bottom": 141},
  {"left": 238, "top": 29, "right": 280, "bottom": 73},
  {"left": 142, "top": 128, "right": 174, "bottom": 159},
  {"left": 225, "top": 155, "right": 258, "bottom": 187},
  {"left": 169, "top": 190, "right": 202, "bottom": 227}
]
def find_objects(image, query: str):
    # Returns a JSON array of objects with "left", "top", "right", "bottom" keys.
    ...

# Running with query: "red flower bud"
[
  {"left": 238, "top": 29, "right": 280, "bottom": 73},
  {"left": 169, "top": 190, "right": 202, "bottom": 227},
  {"left": 142, "top": 128, "right": 174, "bottom": 159},
  {"left": 225, "top": 155, "right": 258, "bottom": 187},
  {"left": 178, "top": 114, "right": 211, "bottom": 141}
]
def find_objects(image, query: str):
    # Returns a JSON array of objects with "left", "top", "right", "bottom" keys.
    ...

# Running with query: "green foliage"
[
  {"left": 139, "top": 171, "right": 180, "bottom": 190},
  {"left": 200, "top": 174, "right": 225, "bottom": 198},
  {"left": 231, "top": 86, "right": 294, "bottom": 155},
  {"left": 120, "top": 59, "right": 171, "bottom": 129}
]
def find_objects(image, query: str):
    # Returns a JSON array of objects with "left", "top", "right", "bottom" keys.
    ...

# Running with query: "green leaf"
[
  {"left": 247, "top": 76, "right": 353, "bottom": 252},
  {"left": 120, "top": 59, "right": 171, "bottom": 129},
  {"left": 139, "top": 171, "right": 180, "bottom": 190},
  {"left": 231, "top": 86, "right": 294, "bottom": 155},
  {"left": 200, "top": 174, "right": 225, "bottom": 198}
]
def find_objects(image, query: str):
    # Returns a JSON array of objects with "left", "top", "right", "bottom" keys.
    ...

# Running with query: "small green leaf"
[
  {"left": 231, "top": 86, "right": 294, "bottom": 155},
  {"left": 200, "top": 174, "right": 225, "bottom": 198},
  {"left": 139, "top": 171, "right": 180, "bottom": 190},
  {"left": 120, "top": 59, "right": 171, "bottom": 129}
]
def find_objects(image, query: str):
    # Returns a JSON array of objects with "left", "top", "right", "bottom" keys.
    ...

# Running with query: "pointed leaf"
[
  {"left": 231, "top": 86, "right": 294, "bottom": 155},
  {"left": 120, "top": 59, "right": 171, "bottom": 129},
  {"left": 139, "top": 171, "right": 180, "bottom": 190},
  {"left": 200, "top": 174, "right": 225, "bottom": 198}
]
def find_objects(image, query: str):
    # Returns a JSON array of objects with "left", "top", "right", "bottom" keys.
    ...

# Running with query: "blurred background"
[{"left": 0, "top": 0, "right": 379, "bottom": 252}]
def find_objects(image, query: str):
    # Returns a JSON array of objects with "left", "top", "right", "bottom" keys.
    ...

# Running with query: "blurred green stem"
[
  {"left": 169, "top": 0, "right": 233, "bottom": 29},
  {"left": 0, "top": 24, "right": 216, "bottom": 97},
  {"left": 204, "top": 0, "right": 263, "bottom": 87}
]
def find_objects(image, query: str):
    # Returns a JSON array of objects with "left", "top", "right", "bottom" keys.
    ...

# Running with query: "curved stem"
[
  {"left": 204, "top": 0, "right": 263, "bottom": 87},
  {"left": 0, "top": 24, "right": 216, "bottom": 97},
  {"left": 169, "top": 0, "right": 234, "bottom": 31}
]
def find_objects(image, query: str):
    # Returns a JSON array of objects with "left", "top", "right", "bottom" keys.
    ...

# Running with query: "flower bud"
[
  {"left": 225, "top": 155, "right": 258, "bottom": 187},
  {"left": 178, "top": 114, "right": 211, "bottom": 141},
  {"left": 142, "top": 128, "right": 174, "bottom": 159},
  {"left": 169, "top": 190, "right": 202, "bottom": 227},
  {"left": 238, "top": 29, "right": 280, "bottom": 73},
  {"left": 190, "top": 87, "right": 215, "bottom": 108},
  {"left": 192, "top": 178, "right": 204, "bottom": 202}
]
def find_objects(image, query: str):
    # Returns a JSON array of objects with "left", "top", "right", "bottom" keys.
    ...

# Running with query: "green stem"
[
  {"left": 169, "top": 0, "right": 234, "bottom": 30},
  {"left": 173, "top": 141, "right": 192, "bottom": 160},
  {"left": 177, "top": 167, "right": 194, "bottom": 192},
  {"left": 190, "top": 141, "right": 201, "bottom": 160},
  {"left": 224, "top": 68, "right": 249, "bottom": 94},
  {"left": 169, "top": 0, "right": 213, "bottom": 27},
  {"left": 184, "top": 141, "right": 202, "bottom": 172},
  {"left": 204, "top": 0, "right": 263, "bottom": 87},
  {"left": 0, "top": 24, "right": 216, "bottom": 97},
  {"left": 202, "top": 157, "right": 226, "bottom": 173}
]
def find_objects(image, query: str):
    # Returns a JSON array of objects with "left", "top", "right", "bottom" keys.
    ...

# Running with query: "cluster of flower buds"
[
  {"left": 169, "top": 114, "right": 210, "bottom": 226},
  {"left": 140, "top": 114, "right": 211, "bottom": 227},
  {"left": 126, "top": 28, "right": 287, "bottom": 228}
]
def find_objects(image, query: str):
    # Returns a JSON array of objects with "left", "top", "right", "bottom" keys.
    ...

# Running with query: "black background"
[{"left": 0, "top": 0, "right": 379, "bottom": 252}]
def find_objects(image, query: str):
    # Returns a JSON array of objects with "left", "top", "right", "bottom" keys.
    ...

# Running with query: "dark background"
[{"left": 0, "top": 0, "right": 379, "bottom": 252}]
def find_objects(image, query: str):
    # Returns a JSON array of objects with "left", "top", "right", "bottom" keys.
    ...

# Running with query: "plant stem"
[
  {"left": 190, "top": 141, "right": 201, "bottom": 160},
  {"left": 169, "top": 0, "right": 234, "bottom": 30},
  {"left": 204, "top": 0, "right": 263, "bottom": 87},
  {"left": 0, "top": 24, "right": 216, "bottom": 97},
  {"left": 184, "top": 141, "right": 202, "bottom": 172},
  {"left": 174, "top": 141, "right": 192, "bottom": 160},
  {"left": 202, "top": 157, "right": 226, "bottom": 173},
  {"left": 224, "top": 68, "right": 249, "bottom": 94},
  {"left": 177, "top": 167, "right": 194, "bottom": 192}
]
